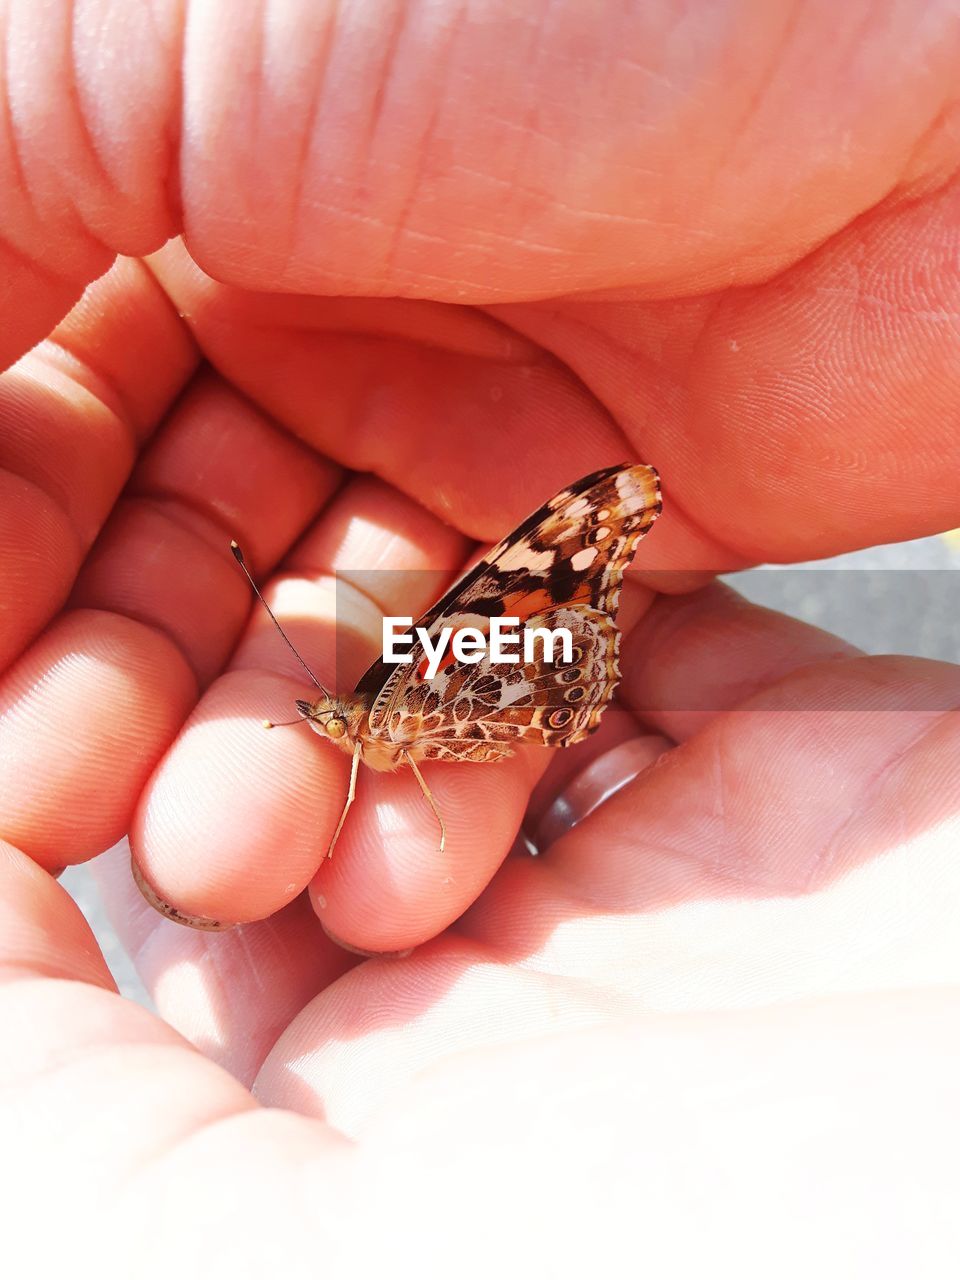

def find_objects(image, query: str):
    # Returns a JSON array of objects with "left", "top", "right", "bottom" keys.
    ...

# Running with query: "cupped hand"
[{"left": 2, "top": 2, "right": 960, "bottom": 1272}]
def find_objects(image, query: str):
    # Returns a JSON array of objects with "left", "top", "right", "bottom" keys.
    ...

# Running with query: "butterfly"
[{"left": 231, "top": 462, "right": 662, "bottom": 856}]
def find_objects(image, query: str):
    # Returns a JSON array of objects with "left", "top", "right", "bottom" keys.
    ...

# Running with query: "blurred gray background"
[{"left": 64, "top": 533, "right": 960, "bottom": 1004}]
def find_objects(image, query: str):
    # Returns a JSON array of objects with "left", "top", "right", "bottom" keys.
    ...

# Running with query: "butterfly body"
[
  {"left": 235, "top": 462, "right": 662, "bottom": 855},
  {"left": 295, "top": 693, "right": 411, "bottom": 772}
]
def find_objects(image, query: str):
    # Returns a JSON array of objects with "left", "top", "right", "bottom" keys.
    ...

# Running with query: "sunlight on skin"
[
  {"left": 242, "top": 573, "right": 373, "bottom": 686},
  {"left": 246, "top": 797, "right": 960, "bottom": 1136},
  {"left": 371, "top": 798, "right": 417, "bottom": 839},
  {"left": 462, "top": 811, "right": 960, "bottom": 1007},
  {"left": 153, "top": 952, "right": 229, "bottom": 1056},
  {"left": 258, "top": 944, "right": 635, "bottom": 1133},
  {"left": 337, "top": 507, "right": 458, "bottom": 574},
  {"left": 93, "top": 843, "right": 359, "bottom": 1089}
]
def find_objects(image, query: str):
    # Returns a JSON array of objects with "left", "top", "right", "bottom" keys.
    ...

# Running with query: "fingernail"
[
  {"left": 130, "top": 855, "right": 233, "bottom": 932},
  {"left": 319, "top": 920, "right": 414, "bottom": 960}
]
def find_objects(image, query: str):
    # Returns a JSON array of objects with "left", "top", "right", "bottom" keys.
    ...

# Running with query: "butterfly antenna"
[{"left": 230, "top": 541, "right": 330, "bottom": 697}]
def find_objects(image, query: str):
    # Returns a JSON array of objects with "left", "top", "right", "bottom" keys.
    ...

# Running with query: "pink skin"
[{"left": 1, "top": 1, "right": 960, "bottom": 1269}]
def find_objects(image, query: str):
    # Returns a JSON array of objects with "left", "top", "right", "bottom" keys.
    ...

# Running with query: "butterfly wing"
[
  {"left": 368, "top": 604, "right": 624, "bottom": 762},
  {"left": 354, "top": 462, "right": 661, "bottom": 758}
]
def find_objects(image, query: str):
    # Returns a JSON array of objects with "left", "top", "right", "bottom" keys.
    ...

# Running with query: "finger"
[
  {"left": 5, "top": 819, "right": 959, "bottom": 1274},
  {"left": 0, "top": 256, "right": 197, "bottom": 671},
  {"left": 0, "top": 2, "right": 182, "bottom": 366},
  {"left": 0, "top": 837, "right": 356, "bottom": 1271},
  {"left": 460, "top": 653, "right": 960, "bottom": 1005},
  {"left": 620, "top": 581, "right": 861, "bottom": 741},
  {"left": 147, "top": 240, "right": 638, "bottom": 543},
  {"left": 522, "top": 703, "right": 669, "bottom": 840},
  {"left": 478, "top": 180, "right": 960, "bottom": 582},
  {"left": 309, "top": 742, "right": 546, "bottom": 955},
  {"left": 128, "top": 475, "right": 503, "bottom": 945},
  {"left": 148, "top": 245, "right": 706, "bottom": 595},
  {"left": 90, "top": 841, "right": 357, "bottom": 1088},
  {"left": 525, "top": 706, "right": 644, "bottom": 822},
  {"left": 647, "top": 175, "right": 960, "bottom": 560},
  {"left": 0, "top": 839, "right": 115, "bottom": 990},
  {"left": 70, "top": 371, "right": 340, "bottom": 685},
  {"left": 0, "top": 606, "right": 197, "bottom": 868},
  {"left": 255, "top": 935, "right": 638, "bottom": 1131},
  {"left": 0, "top": 375, "right": 336, "bottom": 868},
  {"left": 6, "top": 0, "right": 954, "bottom": 314},
  {"left": 596, "top": 654, "right": 960, "bottom": 898},
  {"left": 518, "top": 579, "right": 853, "bottom": 848},
  {"left": 178, "top": 1, "right": 958, "bottom": 298}
]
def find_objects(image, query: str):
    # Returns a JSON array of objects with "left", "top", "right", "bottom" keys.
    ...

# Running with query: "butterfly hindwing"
[{"left": 372, "top": 604, "right": 620, "bottom": 760}]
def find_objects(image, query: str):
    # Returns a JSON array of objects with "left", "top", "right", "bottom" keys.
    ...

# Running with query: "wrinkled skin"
[{"left": 1, "top": 2, "right": 960, "bottom": 1273}]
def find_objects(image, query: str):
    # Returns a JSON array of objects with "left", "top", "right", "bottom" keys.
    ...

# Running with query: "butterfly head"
[{"left": 295, "top": 696, "right": 361, "bottom": 746}]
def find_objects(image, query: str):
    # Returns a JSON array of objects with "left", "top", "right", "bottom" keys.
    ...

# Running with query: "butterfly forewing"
[{"left": 354, "top": 462, "right": 661, "bottom": 761}]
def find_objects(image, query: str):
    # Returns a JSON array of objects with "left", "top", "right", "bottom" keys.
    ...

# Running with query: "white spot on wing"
[
  {"left": 497, "top": 545, "right": 555, "bottom": 572},
  {"left": 563, "top": 496, "right": 590, "bottom": 517}
]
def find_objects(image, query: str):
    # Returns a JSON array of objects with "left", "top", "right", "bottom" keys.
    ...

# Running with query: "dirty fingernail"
[{"left": 130, "top": 854, "right": 233, "bottom": 932}]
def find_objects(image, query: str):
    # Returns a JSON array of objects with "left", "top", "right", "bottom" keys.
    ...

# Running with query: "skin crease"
[{"left": 0, "top": 0, "right": 960, "bottom": 1272}]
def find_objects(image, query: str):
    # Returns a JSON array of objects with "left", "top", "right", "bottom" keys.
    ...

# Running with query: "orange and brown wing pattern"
[
  {"left": 386, "top": 604, "right": 622, "bottom": 761},
  {"left": 356, "top": 462, "right": 662, "bottom": 754}
]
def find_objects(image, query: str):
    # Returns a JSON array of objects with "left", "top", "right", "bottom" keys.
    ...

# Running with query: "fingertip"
[
  {"left": 0, "top": 609, "right": 197, "bottom": 868},
  {"left": 0, "top": 839, "right": 116, "bottom": 990},
  {"left": 129, "top": 668, "right": 346, "bottom": 926},
  {"left": 316, "top": 911, "right": 414, "bottom": 960},
  {"left": 130, "top": 852, "right": 234, "bottom": 932},
  {"left": 309, "top": 751, "right": 545, "bottom": 954}
]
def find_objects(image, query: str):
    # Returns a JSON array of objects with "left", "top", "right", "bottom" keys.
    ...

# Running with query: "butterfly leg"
[
  {"left": 403, "top": 751, "right": 446, "bottom": 854},
  {"left": 327, "top": 741, "right": 362, "bottom": 859}
]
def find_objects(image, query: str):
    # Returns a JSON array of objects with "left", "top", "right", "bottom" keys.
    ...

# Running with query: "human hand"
[{"left": 2, "top": 2, "right": 960, "bottom": 1272}]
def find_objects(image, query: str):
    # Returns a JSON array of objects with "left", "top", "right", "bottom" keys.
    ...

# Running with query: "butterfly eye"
[
  {"left": 549, "top": 708, "right": 574, "bottom": 729},
  {"left": 566, "top": 646, "right": 584, "bottom": 666},
  {"left": 325, "top": 718, "right": 347, "bottom": 739},
  {"left": 565, "top": 686, "right": 586, "bottom": 703}
]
